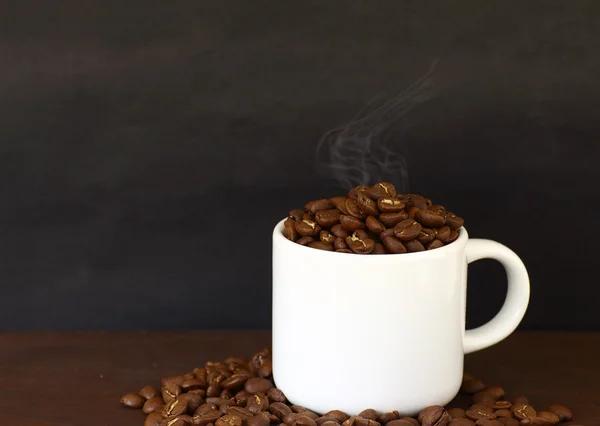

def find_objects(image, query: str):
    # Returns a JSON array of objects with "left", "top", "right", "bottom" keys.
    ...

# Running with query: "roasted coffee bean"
[
  {"left": 415, "top": 209, "right": 446, "bottom": 227},
  {"left": 246, "top": 392, "right": 269, "bottom": 413},
  {"left": 222, "top": 373, "right": 249, "bottom": 390},
  {"left": 402, "top": 194, "right": 428, "bottom": 210},
  {"left": 316, "top": 418, "right": 340, "bottom": 426},
  {"left": 406, "top": 206, "right": 421, "bottom": 219},
  {"left": 140, "top": 385, "right": 160, "bottom": 400},
  {"left": 331, "top": 196, "right": 349, "bottom": 214},
  {"left": 305, "top": 199, "right": 334, "bottom": 214},
  {"left": 292, "top": 416, "right": 318, "bottom": 426},
  {"left": 163, "top": 376, "right": 186, "bottom": 386},
  {"left": 495, "top": 419, "right": 518, "bottom": 426},
  {"left": 474, "top": 420, "right": 502, "bottom": 426},
  {"left": 224, "top": 406, "right": 253, "bottom": 420},
  {"left": 394, "top": 219, "right": 422, "bottom": 241},
  {"left": 163, "top": 398, "right": 188, "bottom": 417},
  {"left": 448, "top": 408, "right": 466, "bottom": 419},
  {"left": 536, "top": 412, "right": 560, "bottom": 425},
  {"left": 353, "top": 229, "right": 370, "bottom": 240},
  {"left": 340, "top": 215, "right": 365, "bottom": 231},
  {"left": 483, "top": 386, "right": 505, "bottom": 401},
  {"left": 162, "top": 382, "right": 182, "bottom": 403},
  {"left": 386, "top": 420, "right": 417, "bottom": 426},
  {"left": 330, "top": 224, "right": 351, "bottom": 238},
  {"left": 216, "top": 414, "right": 243, "bottom": 426},
  {"left": 355, "top": 417, "right": 380, "bottom": 426},
  {"left": 336, "top": 249, "right": 353, "bottom": 253},
  {"left": 511, "top": 404, "right": 536, "bottom": 420},
  {"left": 288, "top": 209, "right": 304, "bottom": 221},
  {"left": 195, "top": 403, "right": 218, "bottom": 416},
  {"left": 472, "top": 391, "right": 496, "bottom": 404},
  {"left": 206, "top": 397, "right": 229, "bottom": 405},
  {"left": 348, "top": 186, "right": 370, "bottom": 201},
  {"left": 308, "top": 241, "right": 334, "bottom": 251},
  {"left": 193, "top": 409, "right": 220, "bottom": 426},
  {"left": 283, "top": 218, "right": 298, "bottom": 241},
  {"left": 316, "top": 210, "right": 342, "bottom": 228},
  {"left": 366, "top": 182, "right": 396, "bottom": 200},
  {"left": 290, "top": 405, "right": 309, "bottom": 413},
  {"left": 145, "top": 412, "right": 164, "bottom": 426},
  {"left": 247, "top": 413, "right": 271, "bottom": 426},
  {"left": 179, "top": 394, "right": 203, "bottom": 413},
  {"left": 366, "top": 216, "right": 386, "bottom": 233},
  {"left": 380, "top": 228, "right": 396, "bottom": 239},
  {"left": 296, "top": 237, "right": 314, "bottom": 246},
  {"left": 436, "top": 226, "right": 452, "bottom": 244},
  {"left": 447, "top": 230, "right": 459, "bottom": 243},
  {"left": 303, "top": 211, "right": 315, "bottom": 221},
  {"left": 323, "top": 410, "right": 349, "bottom": 423},
  {"left": 377, "top": 198, "right": 405, "bottom": 213},
  {"left": 300, "top": 412, "right": 320, "bottom": 420},
  {"left": 182, "top": 379, "right": 207, "bottom": 392},
  {"left": 121, "top": 392, "right": 146, "bottom": 408},
  {"left": 491, "top": 401, "right": 511, "bottom": 410},
  {"left": 376, "top": 411, "right": 399, "bottom": 424},
  {"left": 547, "top": 404, "right": 572, "bottom": 422},
  {"left": 295, "top": 220, "right": 321, "bottom": 237},
  {"left": 512, "top": 396, "right": 529, "bottom": 405},
  {"left": 382, "top": 235, "right": 407, "bottom": 254},
  {"left": 334, "top": 237, "right": 348, "bottom": 250},
  {"left": 284, "top": 413, "right": 300, "bottom": 425},
  {"left": 427, "top": 239, "right": 445, "bottom": 250},
  {"left": 418, "top": 406, "right": 450, "bottom": 426},
  {"left": 356, "top": 193, "right": 379, "bottom": 216},
  {"left": 258, "top": 359, "right": 272, "bottom": 378},
  {"left": 346, "top": 232, "right": 375, "bottom": 254},
  {"left": 233, "top": 390, "right": 251, "bottom": 406},
  {"left": 161, "top": 415, "right": 193, "bottom": 426},
  {"left": 380, "top": 212, "right": 409, "bottom": 227},
  {"left": 244, "top": 377, "right": 273, "bottom": 394},
  {"left": 357, "top": 410, "right": 377, "bottom": 420},
  {"left": 193, "top": 368, "right": 208, "bottom": 382},
  {"left": 206, "top": 383, "right": 221, "bottom": 398},
  {"left": 321, "top": 422, "right": 342, "bottom": 426},
  {"left": 518, "top": 418, "right": 553, "bottom": 426},
  {"left": 373, "top": 242, "right": 386, "bottom": 254},
  {"left": 448, "top": 420, "right": 475, "bottom": 426},
  {"left": 466, "top": 407, "right": 496, "bottom": 421},
  {"left": 208, "top": 369, "right": 230, "bottom": 384},
  {"left": 270, "top": 402, "right": 293, "bottom": 419},
  {"left": 144, "top": 397, "right": 164, "bottom": 414},
  {"left": 446, "top": 212, "right": 465, "bottom": 230},
  {"left": 493, "top": 410, "right": 512, "bottom": 418},
  {"left": 418, "top": 228, "right": 436, "bottom": 244},
  {"left": 405, "top": 239, "right": 425, "bottom": 252},
  {"left": 344, "top": 198, "right": 366, "bottom": 219}
]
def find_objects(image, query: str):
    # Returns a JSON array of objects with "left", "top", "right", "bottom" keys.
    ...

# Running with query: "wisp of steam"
[{"left": 316, "top": 62, "right": 438, "bottom": 193}]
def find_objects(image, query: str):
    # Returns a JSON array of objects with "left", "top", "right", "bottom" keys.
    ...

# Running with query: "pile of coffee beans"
[
  {"left": 120, "top": 348, "right": 576, "bottom": 426},
  {"left": 283, "top": 182, "right": 465, "bottom": 254}
]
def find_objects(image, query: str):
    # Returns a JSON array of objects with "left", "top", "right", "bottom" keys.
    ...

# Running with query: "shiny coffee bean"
[
  {"left": 366, "top": 182, "right": 396, "bottom": 199},
  {"left": 247, "top": 414, "right": 271, "bottom": 426},
  {"left": 340, "top": 215, "right": 365, "bottom": 231},
  {"left": 193, "top": 409, "right": 220, "bottom": 426},
  {"left": 246, "top": 392, "right": 269, "bottom": 413},
  {"left": 483, "top": 386, "right": 505, "bottom": 400},
  {"left": 547, "top": 404, "right": 572, "bottom": 422},
  {"left": 305, "top": 199, "right": 334, "bottom": 214},
  {"left": 267, "top": 387, "right": 286, "bottom": 403},
  {"left": 436, "top": 226, "right": 452, "bottom": 243},
  {"left": 288, "top": 209, "right": 304, "bottom": 221},
  {"left": 355, "top": 418, "right": 380, "bottom": 426},
  {"left": 334, "top": 237, "right": 348, "bottom": 250},
  {"left": 244, "top": 377, "right": 273, "bottom": 394},
  {"left": 336, "top": 249, "right": 353, "bottom": 253},
  {"left": 380, "top": 212, "right": 409, "bottom": 227},
  {"left": 206, "top": 383, "right": 221, "bottom": 397},
  {"left": 121, "top": 392, "right": 146, "bottom": 408},
  {"left": 357, "top": 193, "right": 379, "bottom": 216},
  {"left": 331, "top": 196, "right": 349, "bottom": 214},
  {"left": 462, "top": 379, "right": 486, "bottom": 394},
  {"left": 346, "top": 232, "right": 375, "bottom": 254},
  {"left": 448, "top": 420, "right": 475, "bottom": 426},
  {"left": 163, "top": 398, "right": 188, "bottom": 417},
  {"left": 418, "top": 406, "right": 450, "bottom": 426},
  {"left": 427, "top": 239, "right": 445, "bottom": 250},
  {"left": 406, "top": 206, "right": 421, "bottom": 219},
  {"left": 512, "top": 404, "right": 536, "bottom": 420},
  {"left": 144, "top": 412, "right": 164, "bottom": 426},
  {"left": 139, "top": 385, "right": 159, "bottom": 400},
  {"left": 143, "top": 397, "right": 164, "bottom": 414},
  {"left": 415, "top": 209, "right": 446, "bottom": 227},
  {"left": 331, "top": 224, "right": 351, "bottom": 238},
  {"left": 377, "top": 198, "right": 405, "bottom": 213},
  {"left": 295, "top": 220, "right": 321, "bottom": 237},
  {"left": 270, "top": 402, "right": 293, "bottom": 419},
  {"left": 348, "top": 186, "right": 370, "bottom": 201},
  {"left": 345, "top": 198, "right": 366, "bottom": 219},
  {"left": 216, "top": 414, "right": 243, "bottom": 426},
  {"left": 308, "top": 241, "right": 334, "bottom": 251},
  {"left": 386, "top": 420, "right": 418, "bottom": 426},
  {"left": 405, "top": 239, "right": 425, "bottom": 252},
  {"left": 446, "top": 212, "right": 465, "bottom": 230},
  {"left": 179, "top": 393, "right": 203, "bottom": 413},
  {"left": 162, "top": 382, "right": 182, "bottom": 403},
  {"left": 376, "top": 411, "right": 400, "bottom": 424},
  {"left": 283, "top": 218, "right": 298, "bottom": 241},
  {"left": 380, "top": 228, "right": 396, "bottom": 239},
  {"left": 474, "top": 420, "right": 503, "bottom": 426},
  {"left": 536, "top": 411, "right": 560, "bottom": 424},
  {"left": 373, "top": 242, "right": 386, "bottom": 254},
  {"left": 323, "top": 411, "right": 349, "bottom": 423},
  {"left": 163, "top": 375, "right": 186, "bottom": 386},
  {"left": 195, "top": 403, "right": 218, "bottom": 416},
  {"left": 366, "top": 216, "right": 386, "bottom": 233},
  {"left": 402, "top": 194, "right": 428, "bottom": 210},
  {"left": 512, "top": 396, "right": 529, "bottom": 405},
  {"left": 448, "top": 409, "right": 466, "bottom": 419},
  {"left": 382, "top": 235, "right": 407, "bottom": 254},
  {"left": 394, "top": 219, "right": 422, "bottom": 241},
  {"left": 315, "top": 210, "right": 342, "bottom": 228},
  {"left": 472, "top": 391, "right": 496, "bottom": 404},
  {"left": 358, "top": 409, "right": 377, "bottom": 420},
  {"left": 447, "top": 230, "right": 459, "bottom": 243},
  {"left": 491, "top": 401, "right": 512, "bottom": 410},
  {"left": 466, "top": 407, "right": 496, "bottom": 421},
  {"left": 296, "top": 237, "right": 314, "bottom": 246},
  {"left": 222, "top": 373, "right": 249, "bottom": 390},
  {"left": 182, "top": 378, "right": 206, "bottom": 391}
]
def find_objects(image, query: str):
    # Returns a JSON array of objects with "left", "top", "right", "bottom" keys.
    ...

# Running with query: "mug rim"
[{"left": 273, "top": 218, "right": 468, "bottom": 258}]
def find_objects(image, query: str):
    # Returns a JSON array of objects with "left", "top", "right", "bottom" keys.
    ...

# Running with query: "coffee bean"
[
  {"left": 283, "top": 218, "right": 298, "bottom": 241},
  {"left": 415, "top": 209, "right": 446, "bottom": 228},
  {"left": 163, "top": 398, "right": 188, "bottom": 418},
  {"left": 195, "top": 403, "right": 218, "bottom": 416},
  {"left": 246, "top": 392, "right": 269, "bottom": 413},
  {"left": 436, "top": 226, "right": 452, "bottom": 244},
  {"left": 143, "top": 397, "right": 164, "bottom": 414},
  {"left": 222, "top": 374, "right": 249, "bottom": 390},
  {"left": 290, "top": 405, "right": 309, "bottom": 413},
  {"left": 295, "top": 220, "right": 321, "bottom": 237},
  {"left": 340, "top": 215, "right": 365, "bottom": 231},
  {"left": 386, "top": 420, "right": 417, "bottom": 426},
  {"left": 406, "top": 206, "right": 421, "bottom": 219},
  {"left": 418, "top": 406, "right": 450, "bottom": 426},
  {"left": 536, "top": 412, "right": 560, "bottom": 425},
  {"left": 232, "top": 390, "right": 251, "bottom": 406},
  {"left": 193, "top": 409, "right": 220, "bottom": 426},
  {"left": 446, "top": 212, "right": 465, "bottom": 230},
  {"left": 366, "top": 182, "right": 396, "bottom": 200},
  {"left": 270, "top": 402, "right": 292, "bottom": 419},
  {"left": 288, "top": 209, "right": 304, "bottom": 221},
  {"left": 358, "top": 409, "right": 377, "bottom": 420},
  {"left": 472, "top": 392, "right": 496, "bottom": 404},
  {"left": 483, "top": 386, "right": 505, "bottom": 401},
  {"left": 402, "top": 194, "right": 428, "bottom": 210},
  {"left": 448, "top": 408, "right": 466, "bottom": 419},
  {"left": 355, "top": 417, "right": 380, "bottom": 426},
  {"left": 321, "top": 422, "right": 342, "bottom": 426},
  {"left": 376, "top": 412, "right": 400, "bottom": 425},
  {"left": 491, "top": 401, "right": 511, "bottom": 410},
  {"left": 244, "top": 377, "right": 273, "bottom": 394},
  {"left": 216, "top": 414, "right": 243, "bottom": 426},
  {"left": 334, "top": 237, "right": 348, "bottom": 250},
  {"left": 121, "top": 392, "right": 146, "bottom": 408},
  {"left": 296, "top": 237, "right": 314, "bottom": 246},
  {"left": 300, "top": 412, "right": 320, "bottom": 420},
  {"left": 145, "top": 412, "right": 164, "bottom": 426},
  {"left": 466, "top": 407, "right": 496, "bottom": 421},
  {"left": 140, "top": 385, "right": 160, "bottom": 400},
  {"left": 345, "top": 198, "right": 366, "bottom": 219},
  {"left": 284, "top": 413, "right": 300, "bottom": 425},
  {"left": 448, "top": 420, "right": 475, "bottom": 426},
  {"left": 427, "top": 239, "right": 445, "bottom": 250},
  {"left": 258, "top": 360, "right": 272, "bottom": 378},
  {"left": 323, "top": 410, "right": 349, "bottom": 423},
  {"left": 206, "top": 383, "right": 221, "bottom": 398},
  {"left": 373, "top": 242, "right": 386, "bottom": 254},
  {"left": 331, "top": 224, "right": 351, "bottom": 238},
  {"left": 518, "top": 418, "right": 553, "bottom": 426},
  {"left": 346, "top": 232, "right": 375, "bottom": 254},
  {"left": 447, "top": 230, "right": 459, "bottom": 243},
  {"left": 380, "top": 228, "right": 396, "bottom": 239},
  {"left": 179, "top": 393, "right": 203, "bottom": 413},
  {"left": 317, "top": 417, "right": 341, "bottom": 426},
  {"left": 357, "top": 193, "right": 379, "bottom": 216},
  {"left": 316, "top": 210, "right": 342, "bottom": 228},
  {"left": 547, "top": 404, "right": 572, "bottom": 422},
  {"left": 418, "top": 228, "right": 436, "bottom": 244},
  {"left": 162, "top": 382, "right": 182, "bottom": 403},
  {"left": 348, "top": 186, "right": 370, "bottom": 201},
  {"left": 382, "top": 235, "right": 407, "bottom": 254},
  {"left": 366, "top": 216, "right": 386, "bottom": 233},
  {"left": 182, "top": 379, "right": 207, "bottom": 392},
  {"left": 303, "top": 211, "right": 315, "bottom": 221},
  {"left": 193, "top": 368, "right": 208, "bottom": 382},
  {"left": 336, "top": 249, "right": 353, "bottom": 253},
  {"left": 206, "top": 397, "right": 229, "bottom": 405},
  {"left": 512, "top": 404, "right": 536, "bottom": 420},
  {"left": 474, "top": 420, "right": 502, "bottom": 426},
  {"left": 305, "top": 199, "right": 334, "bottom": 214},
  {"left": 225, "top": 406, "right": 253, "bottom": 420},
  {"left": 380, "top": 212, "right": 409, "bottom": 227},
  {"left": 512, "top": 396, "right": 529, "bottom": 405},
  {"left": 495, "top": 419, "right": 518, "bottom": 426},
  {"left": 292, "top": 416, "right": 318, "bottom": 426},
  {"left": 163, "top": 376, "right": 186, "bottom": 386},
  {"left": 405, "top": 239, "right": 425, "bottom": 252},
  {"left": 394, "top": 219, "right": 422, "bottom": 241},
  {"left": 377, "top": 198, "right": 405, "bottom": 213},
  {"left": 493, "top": 410, "right": 512, "bottom": 418},
  {"left": 308, "top": 241, "right": 334, "bottom": 251},
  {"left": 247, "top": 414, "right": 271, "bottom": 426},
  {"left": 331, "top": 196, "right": 349, "bottom": 214},
  {"left": 162, "top": 415, "right": 194, "bottom": 426}
]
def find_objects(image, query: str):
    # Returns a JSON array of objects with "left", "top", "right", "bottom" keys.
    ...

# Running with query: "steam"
[{"left": 316, "top": 62, "right": 438, "bottom": 192}]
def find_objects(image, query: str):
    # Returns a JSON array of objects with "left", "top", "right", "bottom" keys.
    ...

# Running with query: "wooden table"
[{"left": 0, "top": 332, "right": 597, "bottom": 425}]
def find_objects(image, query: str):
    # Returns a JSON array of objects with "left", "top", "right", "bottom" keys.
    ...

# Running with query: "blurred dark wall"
[{"left": 1, "top": 1, "right": 598, "bottom": 330}]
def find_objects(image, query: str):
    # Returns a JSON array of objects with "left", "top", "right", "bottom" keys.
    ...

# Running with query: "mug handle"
[{"left": 463, "top": 238, "right": 530, "bottom": 354}]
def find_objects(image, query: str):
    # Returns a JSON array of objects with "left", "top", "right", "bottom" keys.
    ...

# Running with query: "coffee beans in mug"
[{"left": 122, "top": 353, "right": 574, "bottom": 426}]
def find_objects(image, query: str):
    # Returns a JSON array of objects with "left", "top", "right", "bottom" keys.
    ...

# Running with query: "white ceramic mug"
[{"left": 272, "top": 219, "right": 529, "bottom": 415}]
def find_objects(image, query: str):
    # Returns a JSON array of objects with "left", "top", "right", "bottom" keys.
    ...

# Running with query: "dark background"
[{"left": 1, "top": 1, "right": 598, "bottom": 331}]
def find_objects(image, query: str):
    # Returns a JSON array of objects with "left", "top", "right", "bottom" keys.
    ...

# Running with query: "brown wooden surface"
[{"left": 0, "top": 331, "right": 598, "bottom": 425}]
